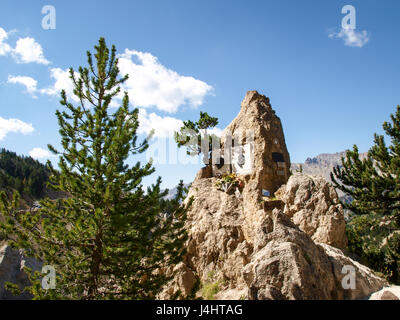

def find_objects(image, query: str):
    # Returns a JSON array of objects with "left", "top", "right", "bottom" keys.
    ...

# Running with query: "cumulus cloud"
[
  {"left": 0, "top": 117, "right": 34, "bottom": 140},
  {"left": 207, "top": 127, "right": 223, "bottom": 137},
  {"left": 137, "top": 108, "right": 222, "bottom": 139},
  {"left": 118, "top": 49, "right": 213, "bottom": 113},
  {"left": 0, "top": 27, "right": 50, "bottom": 64},
  {"left": 8, "top": 75, "right": 38, "bottom": 96},
  {"left": 40, "top": 67, "right": 78, "bottom": 101},
  {"left": 7, "top": 45, "right": 212, "bottom": 115},
  {"left": 9, "top": 68, "right": 77, "bottom": 101},
  {"left": 12, "top": 37, "right": 50, "bottom": 64},
  {"left": 328, "top": 27, "right": 370, "bottom": 48},
  {"left": 0, "top": 28, "right": 11, "bottom": 56},
  {"left": 29, "top": 147, "right": 53, "bottom": 159},
  {"left": 138, "top": 108, "right": 183, "bottom": 138}
]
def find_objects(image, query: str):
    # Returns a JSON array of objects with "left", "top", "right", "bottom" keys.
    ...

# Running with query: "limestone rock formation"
[
  {"left": 159, "top": 91, "right": 387, "bottom": 300},
  {"left": 243, "top": 209, "right": 338, "bottom": 300},
  {"left": 244, "top": 210, "right": 384, "bottom": 300},
  {"left": 277, "top": 173, "right": 348, "bottom": 249},
  {"left": 221, "top": 90, "right": 291, "bottom": 193},
  {"left": 217, "top": 90, "right": 291, "bottom": 241},
  {"left": 160, "top": 262, "right": 197, "bottom": 298},
  {"left": 0, "top": 245, "right": 42, "bottom": 300},
  {"left": 159, "top": 91, "right": 388, "bottom": 300},
  {"left": 369, "top": 286, "right": 400, "bottom": 300}
]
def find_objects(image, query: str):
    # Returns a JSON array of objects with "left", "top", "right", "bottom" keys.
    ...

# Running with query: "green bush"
[
  {"left": 201, "top": 281, "right": 220, "bottom": 300},
  {"left": 346, "top": 214, "right": 400, "bottom": 284}
]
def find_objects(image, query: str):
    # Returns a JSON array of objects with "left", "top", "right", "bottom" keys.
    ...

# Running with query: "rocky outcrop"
[
  {"left": 243, "top": 209, "right": 338, "bottom": 300},
  {"left": 160, "top": 91, "right": 387, "bottom": 300},
  {"left": 218, "top": 91, "right": 291, "bottom": 243},
  {"left": 182, "top": 177, "right": 251, "bottom": 291},
  {"left": 369, "top": 286, "right": 400, "bottom": 300},
  {"left": 160, "top": 174, "right": 386, "bottom": 299},
  {"left": 221, "top": 90, "right": 291, "bottom": 194},
  {"left": 0, "top": 245, "right": 42, "bottom": 300},
  {"left": 277, "top": 173, "right": 348, "bottom": 249},
  {"left": 244, "top": 210, "right": 384, "bottom": 300},
  {"left": 160, "top": 262, "right": 197, "bottom": 298},
  {"left": 319, "top": 243, "right": 388, "bottom": 299}
]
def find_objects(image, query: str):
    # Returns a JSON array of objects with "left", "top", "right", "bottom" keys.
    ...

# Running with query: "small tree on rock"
[{"left": 174, "top": 112, "right": 219, "bottom": 168}]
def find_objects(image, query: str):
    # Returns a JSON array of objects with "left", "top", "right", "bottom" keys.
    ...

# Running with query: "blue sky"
[{"left": 0, "top": 0, "right": 400, "bottom": 189}]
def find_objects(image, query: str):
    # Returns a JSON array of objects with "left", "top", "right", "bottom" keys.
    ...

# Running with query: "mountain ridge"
[{"left": 291, "top": 151, "right": 368, "bottom": 202}]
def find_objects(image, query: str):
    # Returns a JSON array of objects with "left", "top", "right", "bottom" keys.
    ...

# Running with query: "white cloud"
[
  {"left": 208, "top": 127, "right": 223, "bottom": 137},
  {"left": 40, "top": 67, "right": 78, "bottom": 102},
  {"left": 29, "top": 147, "right": 53, "bottom": 159},
  {"left": 137, "top": 108, "right": 222, "bottom": 139},
  {"left": 0, "top": 28, "right": 50, "bottom": 64},
  {"left": 0, "top": 28, "right": 11, "bottom": 56},
  {"left": 118, "top": 49, "right": 213, "bottom": 113},
  {"left": 12, "top": 37, "right": 50, "bottom": 65},
  {"left": 8, "top": 75, "right": 38, "bottom": 96},
  {"left": 138, "top": 108, "right": 183, "bottom": 138},
  {"left": 0, "top": 117, "right": 34, "bottom": 140},
  {"left": 7, "top": 46, "right": 212, "bottom": 114},
  {"left": 328, "top": 27, "right": 370, "bottom": 48},
  {"left": 9, "top": 68, "right": 78, "bottom": 101}
]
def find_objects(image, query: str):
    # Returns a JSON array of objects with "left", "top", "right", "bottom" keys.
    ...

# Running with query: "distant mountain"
[{"left": 291, "top": 151, "right": 368, "bottom": 203}]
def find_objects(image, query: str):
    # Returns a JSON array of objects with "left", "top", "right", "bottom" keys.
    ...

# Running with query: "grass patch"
[{"left": 201, "top": 280, "right": 220, "bottom": 300}]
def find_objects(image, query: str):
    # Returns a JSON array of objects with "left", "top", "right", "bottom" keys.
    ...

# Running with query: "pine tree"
[
  {"left": 0, "top": 38, "right": 190, "bottom": 299},
  {"left": 331, "top": 105, "right": 400, "bottom": 283},
  {"left": 174, "top": 111, "right": 219, "bottom": 166}
]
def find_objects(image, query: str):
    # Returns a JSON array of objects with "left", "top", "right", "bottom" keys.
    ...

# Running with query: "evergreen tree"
[
  {"left": 0, "top": 38, "right": 190, "bottom": 299},
  {"left": 331, "top": 105, "right": 400, "bottom": 283},
  {"left": 174, "top": 112, "right": 219, "bottom": 167}
]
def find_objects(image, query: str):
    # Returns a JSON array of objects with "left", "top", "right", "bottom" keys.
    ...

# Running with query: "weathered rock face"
[
  {"left": 182, "top": 177, "right": 251, "bottom": 290},
  {"left": 0, "top": 245, "right": 42, "bottom": 300},
  {"left": 369, "top": 286, "right": 400, "bottom": 300},
  {"left": 277, "top": 173, "right": 348, "bottom": 249},
  {"left": 222, "top": 90, "right": 291, "bottom": 193},
  {"left": 160, "top": 91, "right": 387, "bottom": 300},
  {"left": 166, "top": 176, "right": 385, "bottom": 300},
  {"left": 243, "top": 209, "right": 338, "bottom": 300},
  {"left": 160, "top": 262, "right": 197, "bottom": 298},
  {"left": 319, "top": 243, "right": 388, "bottom": 300},
  {"left": 218, "top": 91, "right": 291, "bottom": 242},
  {"left": 244, "top": 210, "right": 385, "bottom": 300}
]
